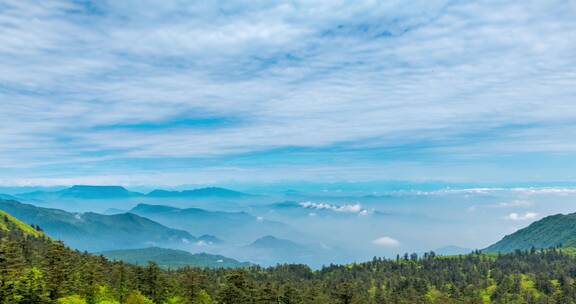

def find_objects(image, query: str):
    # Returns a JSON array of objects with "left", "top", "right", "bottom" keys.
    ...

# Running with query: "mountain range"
[
  {"left": 0, "top": 199, "right": 195, "bottom": 251},
  {"left": 129, "top": 203, "right": 293, "bottom": 242},
  {"left": 15, "top": 185, "right": 253, "bottom": 200}
]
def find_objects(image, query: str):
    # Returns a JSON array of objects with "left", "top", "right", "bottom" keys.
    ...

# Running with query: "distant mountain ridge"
[
  {"left": 15, "top": 185, "right": 252, "bottom": 200},
  {"left": 243, "top": 235, "right": 347, "bottom": 267},
  {"left": 18, "top": 185, "right": 141, "bottom": 200},
  {"left": 62, "top": 185, "right": 142, "bottom": 198},
  {"left": 99, "top": 247, "right": 250, "bottom": 269},
  {"left": 197, "top": 234, "right": 224, "bottom": 244},
  {"left": 249, "top": 235, "right": 303, "bottom": 250},
  {"left": 147, "top": 187, "right": 252, "bottom": 198},
  {"left": 0, "top": 199, "right": 195, "bottom": 252},
  {"left": 485, "top": 212, "right": 576, "bottom": 252}
]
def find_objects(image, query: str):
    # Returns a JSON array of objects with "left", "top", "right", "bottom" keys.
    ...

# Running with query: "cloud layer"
[{"left": 1, "top": 0, "right": 576, "bottom": 184}]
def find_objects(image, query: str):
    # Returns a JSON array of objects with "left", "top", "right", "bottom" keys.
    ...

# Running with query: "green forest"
[{"left": 3, "top": 210, "right": 576, "bottom": 304}]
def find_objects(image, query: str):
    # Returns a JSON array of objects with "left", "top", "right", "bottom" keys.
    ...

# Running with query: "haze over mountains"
[
  {"left": 0, "top": 185, "right": 350, "bottom": 266},
  {"left": 130, "top": 203, "right": 295, "bottom": 242},
  {"left": 18, "top": 185, "right": 252, "bottom": 201},
  {"left": 0, "top": 199, "right": 194, "bottom": 251},
  {"left": 3, "top": 183, "right": 576, "bottom": 267}
]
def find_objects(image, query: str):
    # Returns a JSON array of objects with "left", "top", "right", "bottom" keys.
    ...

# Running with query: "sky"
[{"left": 1, "top": 0, "right": 576, "bottom": 186}]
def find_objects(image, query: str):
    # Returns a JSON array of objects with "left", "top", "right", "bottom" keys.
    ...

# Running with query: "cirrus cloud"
[{"left": 0, "top": 0, "right": 575, "bottom": 184}]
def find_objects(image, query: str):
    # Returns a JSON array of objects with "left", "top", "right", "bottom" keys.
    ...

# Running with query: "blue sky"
[{"left": 1, "top": 0, "right": 576, "bottom": 186}]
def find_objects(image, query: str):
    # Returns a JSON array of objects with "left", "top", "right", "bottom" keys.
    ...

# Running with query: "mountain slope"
[
  {"left": 99, "top": 247, "right": 250, "bottom": 269},
  {"left": 0, "top": 193, "right": 18, "bottom": 200},
  {"left": 0, "top": 199, "right": 195, "bottom": 251},
  {"left": 0, "top": 209, "right": 44, "bottom": 238},
  {"left": 485, "top": 213, "right": 576, "bottom": 252}
]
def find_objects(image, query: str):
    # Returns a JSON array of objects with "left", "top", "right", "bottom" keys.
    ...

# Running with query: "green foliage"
[
  {"left": 216, "top": 271, "right": 252, "bottom": 304},
  {"left": 191, "top": 290, "right": 213, "bottom": 304},
  {"left": 57, "top": 295, "right": 87, "bottom": 304},
  {"left": 125, "top": 290, "right": 154, "bottom": 304},
  {"left": 18, "top": 267, "right": 51, "bottom": 303},
  {"left": 94, "top": 285, "right": 119, "bottom": 303},
  {"left": 162, "top": 295, "right": 185, "bottom": 304}
]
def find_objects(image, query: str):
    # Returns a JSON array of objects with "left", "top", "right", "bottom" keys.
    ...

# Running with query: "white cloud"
[
  {"left": 299, "top": 201, "right": 368, "bottom": 214},
  {"left": 372, "top": 236, "right": 400, "bottom": 247},
  {"left": 505, "top": 212, "right": 539, "bottom": 221}
]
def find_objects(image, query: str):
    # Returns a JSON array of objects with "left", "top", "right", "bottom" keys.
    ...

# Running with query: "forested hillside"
[
  {"left": 485, "top": 212, "right": 576, "bottom": 253},
  {"left": 3, "top": 210, "right": 576, "bottom": 303}
]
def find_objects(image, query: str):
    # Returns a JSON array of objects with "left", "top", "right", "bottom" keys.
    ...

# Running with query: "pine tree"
[
  {"left": 216, "top": 271, "right": 252, "bottom": 304},
  {"left": 44, "top": 241, "right": 71, "bottom": 300},
  {"left": 142, "top": 261, "right": 166, "bottom": 304},
  {"left": 0, "top": 237, "right": 27, "bottom": 303},
  {"left": 17, "top": 267, "right": 51, "bottom": 304}
]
